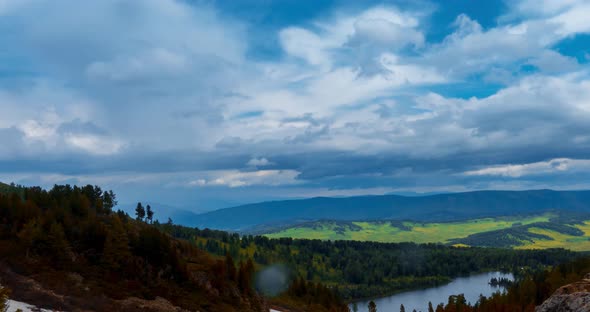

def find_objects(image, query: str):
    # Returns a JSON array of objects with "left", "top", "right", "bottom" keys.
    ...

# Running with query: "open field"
[{"left": 264, "top": 213, "right": 590, "bottom": 251}]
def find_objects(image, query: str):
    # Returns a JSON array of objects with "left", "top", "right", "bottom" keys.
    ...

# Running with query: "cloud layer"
[{"left": 1, "top": 0, "right": 589, "bottom": 210}]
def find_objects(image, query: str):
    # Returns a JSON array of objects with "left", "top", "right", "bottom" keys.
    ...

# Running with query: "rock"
[
  {"left": 116, "top": 296, "right": 193, "bottom": 312},
  {"left": 536, "top": 279, "right": 590, "bottom": 312}
]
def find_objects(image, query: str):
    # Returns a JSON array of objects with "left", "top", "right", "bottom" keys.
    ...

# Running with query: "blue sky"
[{"left": 1, "top": 0, "right": 590, "bottom": 211}]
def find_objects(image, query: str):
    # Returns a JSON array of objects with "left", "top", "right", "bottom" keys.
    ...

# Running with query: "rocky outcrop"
[
  {"left": 536, "top": 274, "right": 590, "bottom": 312},
  {"left": 116, "top": 296, "right": 192, "bottom": 312}
]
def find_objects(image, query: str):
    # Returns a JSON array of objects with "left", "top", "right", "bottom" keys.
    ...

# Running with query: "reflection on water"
[{"left": 352, "top": 272, "right": 514, "bottom": 312}]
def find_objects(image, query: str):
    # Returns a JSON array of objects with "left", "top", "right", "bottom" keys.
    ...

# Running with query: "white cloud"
[
  {"left": 507, "top": 0, "right": 583, "bottom": 17},
  {"left": 422, "top": 1, "right": 590, "bottom": 80},
  {"left": 64, "top": 134, "right": 123, "bottom": 155},
  {"left": 189, "top": 170, "right": 300, "bottom": 188},
  {"left": 528, "top": 50, "right": 579, "bottom": 73},
  {"left": 247, "top": 157, "right": 272, "bottom": 167},
  {"left": 463, "top": 158, "right": 590, "bottom": 177},
  {"left": 425, "top": 17, "right": 555, "bottom": 78},
  {"left": 19, "top": 119, "right": 58, "bottom": 145},
  {"left": 348, "top": 7, "right": 424, "bottom": 48},
  {"left": 279, "top": 6, "right": 425, "bottom": 72},
  {"left": 279, "top": 27, "right": 332, "bottom": 67},
  {"left": 549, "top": 2, "right": 590, "bottom": 35},
  {"left": 0, "top": 81, "right": 125, "bottom": 157},
  {"left": 86, "top": 48, "right": 188, "bottom": 81}
]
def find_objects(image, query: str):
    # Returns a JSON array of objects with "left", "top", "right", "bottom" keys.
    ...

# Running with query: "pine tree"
[
  {"left": 47, "top": 222, "right": 71, "bottom": 268},
  {"left": 238, "top": 258, "right": 255, "bottom": 295},
  {"left": 368, "top": 300, "right": 377, "bottom": 312},
  {"left": 102, "top": 190, "right": 117, "bottom": 213},
  {"left": 146, "top": 205, "right": 154, "bottom": 223},
  {"left": 102, "top": 215, "right": 131, "bottom": 271},
  {"left": 17, "top": 219, "right": 39, "bottom": 258},
  {"left": 135, "top": 202, "right": 145, "bottom": 221}
]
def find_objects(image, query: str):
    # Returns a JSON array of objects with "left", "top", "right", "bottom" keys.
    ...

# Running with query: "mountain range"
[{"left": 182, "top": 189, "right": 590, "bottom": 231}]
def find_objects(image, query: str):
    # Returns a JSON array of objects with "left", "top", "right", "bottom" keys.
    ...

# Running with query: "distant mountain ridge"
[{"left": 189, "top": 190, "right": 590, "bottom": 231}]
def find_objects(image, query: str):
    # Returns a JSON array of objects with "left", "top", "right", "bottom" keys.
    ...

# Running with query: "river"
[{"left": 351, "top": 271, "right": 514, "bottom": 312}]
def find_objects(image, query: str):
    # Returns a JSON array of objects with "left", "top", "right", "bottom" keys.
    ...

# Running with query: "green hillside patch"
[
  {"left": 449, "top": 225, "right": 553, "bottom": 248},
  {"left": 264, "top": 213, "right": 590, "bottom": 251},
  {"left": 515, "top": 222, "right": 590, "bottom": 251},
  {"left": 451, "top": 222, "right": 589, "bottom": 250},
  {"left": 265, "top": 214, "right": 553, "bottom": 244}
]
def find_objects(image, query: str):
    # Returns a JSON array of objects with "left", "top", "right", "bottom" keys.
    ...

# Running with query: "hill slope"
[
  {"left": 191, "top": 190, "right": 590, "bottom": 231},
  {"left": 263, "top": 213, "right": 590, "bottom": 251}
]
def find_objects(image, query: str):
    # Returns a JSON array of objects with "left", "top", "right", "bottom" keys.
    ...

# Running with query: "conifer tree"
[
  {"left": 135, "top": 202, "right": 145, "bottom": 221},
  {"left": 237, "top": 258, "right": 255, "bottom": 295},
  {"left": 17, "top": 219, "right": 39, "bottom": 258},
  {"left": 102, "top": 190, "right": 117, "bottom": 213},
  {"left": 102, "top": 215, "right": 131, "bottom": 271},
  {"left": 146, "top": 205, "right": 154, "bottom": 223},
  {"left": 47, "top": 222, "right": 71, "bottom": 267},
  {"left": 368, "top": 300, "right": 377, "bottom": 312}
]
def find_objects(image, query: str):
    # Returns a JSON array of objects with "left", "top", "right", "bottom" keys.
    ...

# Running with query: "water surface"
[{"left": 352, "top": 272, "right": 513, "bottom": 312}]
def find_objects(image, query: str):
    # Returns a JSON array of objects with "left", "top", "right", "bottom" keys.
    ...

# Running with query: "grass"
[
  {"left": 515, "top": 222, "right": 590, "bottom": 252},
  {"left": 265, "top": 214, "right": 552, "bottom": 244},
  {"left": 263, "top": 213, "right": 590, "bottom": 251}
]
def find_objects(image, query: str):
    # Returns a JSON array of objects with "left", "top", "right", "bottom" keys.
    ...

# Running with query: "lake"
[{"left": 352, "top": 272, "right": 514, "bottom": 312}]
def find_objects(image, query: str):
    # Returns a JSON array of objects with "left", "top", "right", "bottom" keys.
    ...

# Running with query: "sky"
[{"left": 1, "top": 0, "right": 590, "bottom": 212}]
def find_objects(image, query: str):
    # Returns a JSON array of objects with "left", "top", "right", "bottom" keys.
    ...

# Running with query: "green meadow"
[{"left": 264, "top": 213, "right": 590, "bottom": 251}]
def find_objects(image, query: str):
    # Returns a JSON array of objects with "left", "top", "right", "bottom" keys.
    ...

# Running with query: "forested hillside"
[
  {"left": 190, "top": 190, "right": 590, "bottom": 230},
  {"left": 0, "top": 184, "right": 347, "bottom": 311},
  {"left": 159, "top": 223, "right": 579, "bottom": 300}
]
